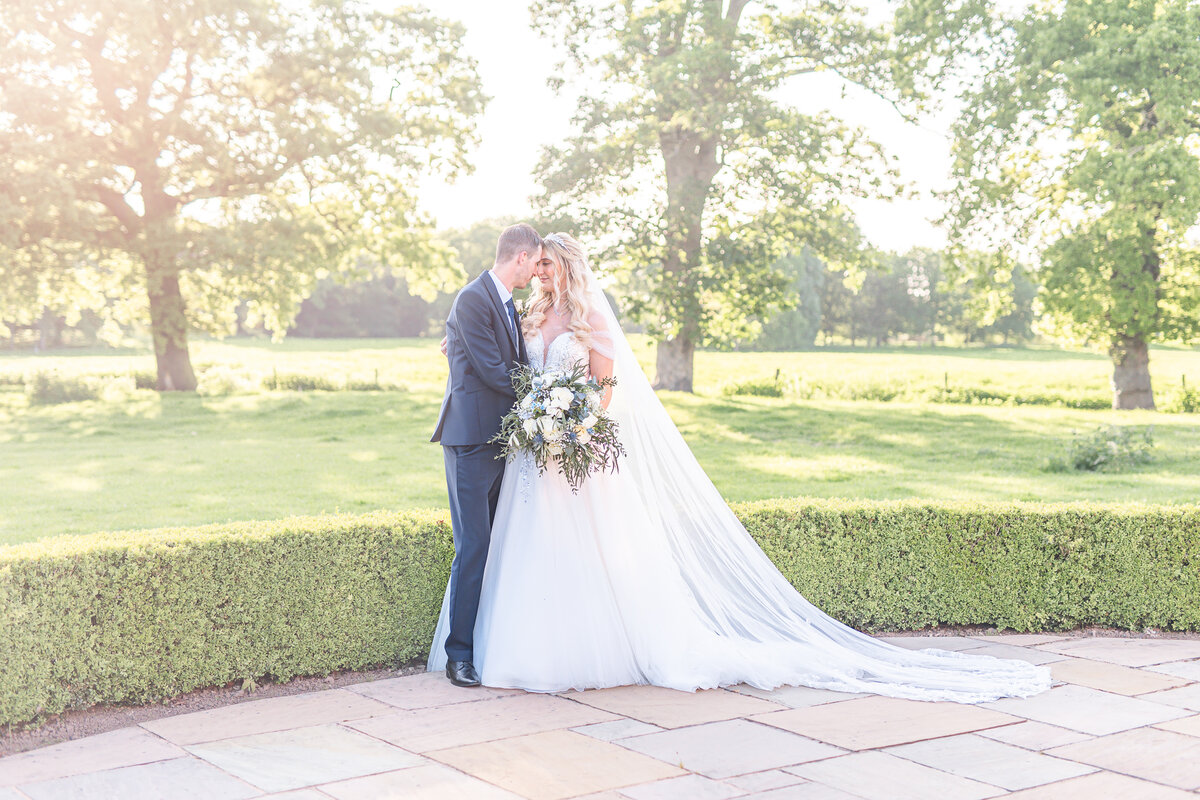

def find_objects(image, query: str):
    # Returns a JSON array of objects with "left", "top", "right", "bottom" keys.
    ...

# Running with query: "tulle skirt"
[{"left": 428, "top": 452, "right": 1052, "bottom": 704}]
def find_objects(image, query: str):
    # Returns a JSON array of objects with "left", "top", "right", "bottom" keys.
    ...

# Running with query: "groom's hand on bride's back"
[{"left": 440, "top": 335, "right": 448, "bottom": 357}]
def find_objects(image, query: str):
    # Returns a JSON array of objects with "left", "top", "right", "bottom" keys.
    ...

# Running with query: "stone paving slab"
[
  {"left": 1155, "top": 712, "right": 1200, "bottom": 736},
  {"left": 345, "top": 670, "right": 521, "bottom": 710},
  {"left": 184, "top": 722, "right": 423, "bottom": 793},
  {"left": 744, "top": 784, "right": 867, "bottom": 799},
  {"left": 563, "top": 685, "right": 785, "bottom": 729},
  {"left": 956, "top": 643, "right": 1067, "bottom": 666},
  {"left": 883, "top": 732, "right": 1094, "bottom": 790},
  {"left": 346, "top": 693, "right": 618, "bottom": 753},
  {"left": 876, "top": 636, "right": 987, "bottom": 652},
  {"left": 615, "top": 718, "right": 842, "bottom": 779},
  {"left": 1001, "top": 770, "right": 1199, "bottom": 799},
  {"left": 1141, "top": 683, "right": 1200, "bottom": 712},
  {"left": 617, "top": 773, "right": 742, "bottom": 800},
  {"left": 259, "top": 791, "right": 330, "bottom": 800},
  {"left": 321, "top": 762, "right": 523, "bottom": 799},
  {"left": 983, "top": 684, "right": 1192, "bottom": 736},
  {"left": 430, "top": 729, "right": 684, "bottom": 800},
  {"left": 0, "top": 726, "right": 185, "bottom": 786},
  {"left": 8, "top": 634, "right": 1200, "bottom": 800},
  {"left": 1037, "top": 637, "right": 1200, "bottom": 667},
  {"left": 141, "top": 688, "right": 394, "bottom": 746},
  {"left": 17, "top": 756, "right": 259, "bottom": 800},
  {"left": 1049, "top": 656, "right": 1192, "bottom": 695},
  {"left": 752, "top": 695, "right": 1020, "bottom": 750},
  {"left": 729, "top": 684, "right": 866, "bottom": 709},
  {"left": 572, "top": 719, "right": 663, "bottom": 742},
  {"left": 974, "top": 720, "right": 1092, "bottom": 750},
  {"left": 971, "top": 634, "right": 1068, "bottom": 647},
  {"left": 1148, "top": 659, "right": 1200, "bottom": 682},
  {"left": 786, "top": 750, "right": 1003, "bottom": 800},
  {"left": 1047, "top": 727, "right": 1200, "bottom": 790},
  {"left": 721, "top": 768, "right": 808, "bottom": 793}
]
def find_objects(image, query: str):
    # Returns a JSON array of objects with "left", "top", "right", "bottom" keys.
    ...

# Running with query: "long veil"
[{"left": 428, "top": 267, "right": 1052, "bottom": 703}]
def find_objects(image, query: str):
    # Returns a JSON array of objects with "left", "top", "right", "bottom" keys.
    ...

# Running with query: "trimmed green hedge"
[
  {"left": 3, "top": 500, "right": 1198, "bottom": 729},
  {"left": 740, "top": 500, "right": 1200, "bottom": 633},
  {"left": 1, "top": 511, "right": 453, "bottom": 730}
]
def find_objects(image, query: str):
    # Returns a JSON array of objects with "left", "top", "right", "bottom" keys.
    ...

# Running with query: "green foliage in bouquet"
[{"left": 492, "top": 363, "right": 625, "bottom": 492}]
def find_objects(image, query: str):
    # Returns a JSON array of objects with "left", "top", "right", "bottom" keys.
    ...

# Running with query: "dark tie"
[{"left": 504, "top": 297, "right": 518, "bottom": 340}]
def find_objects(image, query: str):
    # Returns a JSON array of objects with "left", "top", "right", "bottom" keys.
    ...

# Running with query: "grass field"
[{"left": 2, "top": 337, "right": 1198, "bottom": 546}]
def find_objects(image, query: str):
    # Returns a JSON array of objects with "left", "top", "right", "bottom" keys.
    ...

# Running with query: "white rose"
[
  {"left": 520, "top": 393, "right": 534, "bottom": 409},
  {"left": 522, "top": 418, "right": 538, "bottom": 437},
  {"left": 538, "top": 416, "right": 562, "bottom": 442},
  {"left": 549, "top": 386, "right": 573, "bottom": 410},
  {"left": 576, "top": 429, "right": 591, "bottom": 446},
  {"left": 581, "top": 414, "right": 599, "bottom": 430},
  {"left": 547, "top": 442, "right": 563, "bottom": 457}
]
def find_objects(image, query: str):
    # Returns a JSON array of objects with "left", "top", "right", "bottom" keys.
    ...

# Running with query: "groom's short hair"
[{"left": 495, "top": 223, "right": 542, "bottom": 265}]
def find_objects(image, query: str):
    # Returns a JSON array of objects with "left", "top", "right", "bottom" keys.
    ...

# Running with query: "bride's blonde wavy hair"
[{"left": 521, "top": 232, "right": 595, "bottom": 348}]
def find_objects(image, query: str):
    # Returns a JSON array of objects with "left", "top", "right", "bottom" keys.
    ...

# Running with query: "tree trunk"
[
  {"left": 1110, "top": 335, "right": 1154, "bottom": 410},
  {"left": 655, "top": 336, "right": 695, "bottom": 393},
  {"left": 144, "top": 225, "right": 197, "bottom": 391},
  {"left": 36, "top": 307, "right": 60, "bottom": 352},
  {"left": 654, "top": 127, "right": 718, "bottom": 392}
]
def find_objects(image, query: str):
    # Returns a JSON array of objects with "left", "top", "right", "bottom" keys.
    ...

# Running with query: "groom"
[{"left": 431, "top": 222, "right": 540, "bottom": 687}]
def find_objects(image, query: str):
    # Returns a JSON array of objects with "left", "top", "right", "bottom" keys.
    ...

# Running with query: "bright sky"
[{"left": 417, "top": 1, "right": 979, "bottom": 254}]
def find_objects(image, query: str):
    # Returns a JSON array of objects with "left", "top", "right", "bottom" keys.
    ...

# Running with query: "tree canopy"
[
  {"left": 0, "top": 0, "right": 484, "bottom": 388},
  {"left": 529, "top": 0, "right": 985, "bottom": 390},
  {"left": 947, "top": 0, "right": 1200, "bottom": 408}
]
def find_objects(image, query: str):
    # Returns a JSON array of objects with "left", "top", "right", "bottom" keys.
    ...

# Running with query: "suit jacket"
[{"left": 431, "top": 273, "right": 529, "bottom": 446}]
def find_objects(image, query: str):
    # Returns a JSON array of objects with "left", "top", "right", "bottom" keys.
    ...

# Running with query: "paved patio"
[{"left": 3, "top": 633, "right": 1200, "bottom": 799}]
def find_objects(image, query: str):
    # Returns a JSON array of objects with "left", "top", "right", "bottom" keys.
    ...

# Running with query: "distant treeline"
[
  {"left": 287, "top": 247, "right": 1037, "bottom": 350},
  {"left": 4, "top": 235, "right": 1035, "bottom": 352}
]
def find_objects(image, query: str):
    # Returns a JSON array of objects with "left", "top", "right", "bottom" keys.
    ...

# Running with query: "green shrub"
[
  {"left": 3, "top": 500, "right": 1198, "bottom": 729},
  {"left": 722, "top": 372, "right": 785, "bottom": 397},
  {"left": 263, "top": 372, "right": 339, "bottom": 392},
  {"left": 741, "top": 499, "right": 1200, "bottom": 634},
  {"left": 769, "top": 374, "right": 1112, "bottom": 410},
  {"left": 23, "top": 372, "right": 143, "bottom": 404},
  {"left": 130, "top": 370, "right": 157, "bottom": 390},
  {"left": 1067, "top": 425, "right": 1155, "bottom": 472},
  {"left": 196, "top": 364, "right": 261, "bottom": 396},
  {"left": 345, "top": 370, "right": 406, "bottom": 392},
  {"left": 1, "top": 511, "right": 453, "bottom": 730},
  {"left": 1162, "top": 382, "right": 1200, "bottom": 414},
  {"left": 25, "top": 371, "right": 100, "bottom": 404}
]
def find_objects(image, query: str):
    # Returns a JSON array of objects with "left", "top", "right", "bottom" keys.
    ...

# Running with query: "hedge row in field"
[{"left": 3, "top": 500, "right": 1198, "bottom": 729}]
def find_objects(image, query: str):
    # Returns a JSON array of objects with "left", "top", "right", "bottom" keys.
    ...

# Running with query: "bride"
[{"left": 430, "top": 232, "right": 1051, "bottom": 703}]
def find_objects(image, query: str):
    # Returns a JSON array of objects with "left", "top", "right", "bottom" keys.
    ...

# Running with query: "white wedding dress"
[{"left": 429, "top": 277, "right": 1052, "bottom": 704}]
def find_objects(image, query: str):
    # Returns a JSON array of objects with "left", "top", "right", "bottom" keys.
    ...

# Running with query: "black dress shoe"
[{"left": 446, "top": 660, "right": 481, "bottom": 687}]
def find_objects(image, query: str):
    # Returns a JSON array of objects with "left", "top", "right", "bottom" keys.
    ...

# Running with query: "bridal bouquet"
[{"left": 492, "top": 363, "right": 625, "bottom": 492}]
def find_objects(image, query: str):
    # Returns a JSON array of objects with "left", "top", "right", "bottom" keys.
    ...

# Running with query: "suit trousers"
[{"left": 442, "top": 442, "right": 505, "bottom": 661}]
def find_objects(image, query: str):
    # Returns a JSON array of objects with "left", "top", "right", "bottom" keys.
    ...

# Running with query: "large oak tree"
[
  {"left": 947, "top": 0, "right": 1200, "bottom": 409},
  {"left": 0, "top": 0, "right": 483, "bottom": 389},
  {"left": 530, "top": 0, "right": 979, "bottom": 390}
]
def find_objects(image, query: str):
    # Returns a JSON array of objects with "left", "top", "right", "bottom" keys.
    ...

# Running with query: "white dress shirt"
[
  {"left": 488, "top": 269, "right": 517, "bottom": 339},
  {"left": 487, "top": 269, "right": 513, "bottom": 305}
]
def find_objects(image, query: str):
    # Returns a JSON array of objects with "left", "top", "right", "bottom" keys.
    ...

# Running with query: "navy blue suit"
[{"left": 432, "top": 273, "right": 528, "bottom": 661}]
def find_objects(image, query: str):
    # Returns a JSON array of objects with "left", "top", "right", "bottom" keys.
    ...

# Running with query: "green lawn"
[{"left": 2, "top": 338, "right": 1198, "bottom": 545}]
